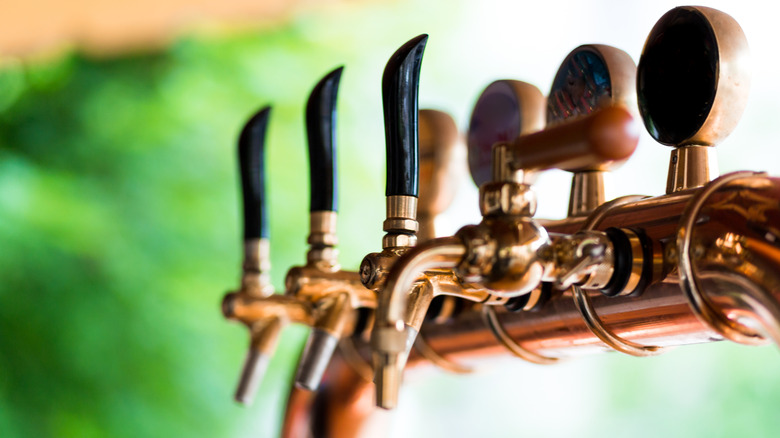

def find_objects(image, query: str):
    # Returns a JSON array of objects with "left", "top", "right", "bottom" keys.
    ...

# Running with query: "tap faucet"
[
  {"left": 284, "top": 67, "right": 374, "bottom": 391},
  {"left": 221, "top": 107, "right": 314, "bottom": 405},
  {"left": 372, "top": 104, "right": 641, "bottom": 409}
]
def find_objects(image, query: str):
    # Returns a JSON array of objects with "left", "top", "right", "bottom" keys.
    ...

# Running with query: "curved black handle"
[
  {"left": 306, "top": 66, "right": 344, "bottom": 212},
  {"left": 382, "top": 34, "right": 428, "bottom": 197},
  {"left": 238, "top": 106, "right": 271, "bottom": 240}
]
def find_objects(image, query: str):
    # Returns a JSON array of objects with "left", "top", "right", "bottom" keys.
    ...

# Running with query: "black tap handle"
[
  {"left": 306, "top": 67, "right": 344, "bottom": 212},
  {"left": 382, "top": 34, "right": 428, "bottom": 197},
  {"left": 238, "top": 106, "right": 271, "bottom": 240}
]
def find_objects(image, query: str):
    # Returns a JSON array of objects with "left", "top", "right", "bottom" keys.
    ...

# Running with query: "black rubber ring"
[{"left": 601, "top": 227, "right": 632, "bottom": 297}]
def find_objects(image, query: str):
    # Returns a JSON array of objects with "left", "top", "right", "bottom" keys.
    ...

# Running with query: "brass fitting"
[
  {"left": 307, "top": 211, "right": 339, "bottom": 269},
  {"left": 371, "top": 237, "right": 508, "bottom": 409},
  {"left": 360, "top": 248, "right": 407, "bottom": 292},
  {"left": 382, "top": 195, "right": 419, "bottom": 249},
  {"left": 222, "top": 292, "right": 314, "bottom": 327},
  {"left": 568, "top": 171, "right": 606, "bottom": 217},
  {"left": 479, "top": 143, "right": 536, "bottom": 217},
  {"left": 666, "top": 145, "right": 719, "bottom": 194},
  {"left": 285, "top": 265, "right": 371, "bottom": 305},
  {"left": 479, "top": 182, "right": 536, "bottom": 217},
  {"left": 548, "top": 231, "right": 616, "bottom": 290},
  {"left": 222, "top": 292, "right": 314, "bottom": 405},
  {"left": 455, "top": 218, "right": 551, "bottom": 296},
  {"left": 240, "top": 238, "right": 274, "bottom": 298},
  {"left": 284, "top": 207, "right": 375, "bottom": 391}
]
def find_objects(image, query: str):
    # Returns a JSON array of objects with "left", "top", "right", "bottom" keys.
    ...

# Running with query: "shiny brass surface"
[
  {"left": 241, "top": 238, "right": 273, "bottom": 297},
  {"left": 623, "top": 228, "right": 645, "bottom": 294},
  {"left": 666, "top": 145, "right": 720, "bottom": 193},
  {"left": 285, "top": 265, "right": 372, "bottom": 307},
  {"left": 677, "top": 171, "right": 780, "bottom": 345},
  {"left": 455, "top": 217, "right": 550, "bottom": 295},
  {"left": 222, "top": 293, "right": 314, "bottom": 327},
  {"left": 372, "top": 236, "right": 498, "bottom": 409},
  {"left": 307, "top": 211, "right": 339, "bottom": 267},
  {"left": 568, "top": 171, "right": 606, "bottom": 217},
  {"left": 287, "top": 206, "right": 377, "bottom": 390},
  {"left": 382, "top": 195, "right": 419, "bottom": 249},
  {"left": 547, "top": 231, "right": 615, "bottom": 290},
  {"left": 479, "top": 180, "right": 536, "bottom": 217},
  {"left": 640, "top": 7, "right": 750, "bottom": 195},
  {"left": 571, "top": 285, "right": 665, "bottom": 357},
  {"left": 359, "top": 247, "right": 407, "bottom": 291},
  {"left": 368, "top": 175, "right": 780, "bottom": 410},
  {"left": 383, "top": 195, "right": 418, "bottom": 234},
  {"left": 226, "top": 233, "right": 319, "bottom": 404},
  {"left": 672, "top": 7, "right": 751, "bottom": 147},
  {"left": 222, "top": 291, "right": 313, "bottom": 405},
  {"left": 308, "top": 211, "right": 338, "bottom": 246},
  {"left": 275, "top": 8, "right": 777, "bottom": 436},
  {"left": 420, "top": 178, "right": 780, "bottom": 359}
]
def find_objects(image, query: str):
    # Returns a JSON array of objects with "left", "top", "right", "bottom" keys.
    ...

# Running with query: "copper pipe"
[{"left": 283, "top": 176, "right": 780, "bottom": 437}]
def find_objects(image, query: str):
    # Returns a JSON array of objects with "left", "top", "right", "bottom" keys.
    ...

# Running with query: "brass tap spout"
[
  {"left": 223, "top": 293, "right": 313, "bottom": 404},
  {"left": 289, "top": 66, "right": 375, "bottom": 391},
  {"left": 372, "top": 236, "right": 496, "bottom": 409}
]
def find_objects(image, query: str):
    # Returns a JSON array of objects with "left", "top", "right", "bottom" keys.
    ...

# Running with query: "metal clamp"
[
  {"left": 570, "top": 194, "right": 666, "bottom": 357},
  {"left": 571, "top": 285, "right": 664, "bottom": 356},
  {"left": 482, "top": 305, "right": 559, "bottom": 365},
  {"left": 414, "top": 335, "right": 473, "bottom": 374},
  {"left": 677, "top": 171, "right": 774, "bottom": 345}
]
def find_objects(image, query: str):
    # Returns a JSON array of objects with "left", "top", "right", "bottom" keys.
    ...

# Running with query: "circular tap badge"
[
  {"left": 637, "top": 6, "right": 749, "bottom": 147},
  {"left": 467, "top": 80, "right": 544, "bottom": 187},
  {"left": 547, "top": 48, "right": 613, "bottom": 125}
]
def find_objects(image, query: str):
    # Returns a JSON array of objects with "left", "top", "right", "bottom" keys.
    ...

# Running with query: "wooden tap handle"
[{"left": 510, "top": 106, "right": 639, "bottom": 172}]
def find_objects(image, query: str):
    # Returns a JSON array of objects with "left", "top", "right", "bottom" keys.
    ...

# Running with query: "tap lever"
[
  {"left": 306, "top": 66, "right": 344, "bottom": 213},
  {"left": 382, "top": 34, "right": 428, "bottom": 198},
  {"left": 237, "top": 107, "right": 273, "bottom": 296},
  {"left": 238, "top": 107, "right": 271, "bottom": 240},
  {"left": 508, "top": 106, "right": 639, "bottom": 174}
]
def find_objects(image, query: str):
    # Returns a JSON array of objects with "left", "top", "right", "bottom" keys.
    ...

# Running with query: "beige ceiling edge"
[{"left": 0, "top": 0, "right": 348, "bottom": 58}]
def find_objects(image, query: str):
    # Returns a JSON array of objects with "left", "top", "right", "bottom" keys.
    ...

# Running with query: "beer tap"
[
  {"left": 284, "top": 67, "right": 373, "bottom": 391},
  {"left": 285, "top": 52, "right": 471, "bottom": 392},
  {"left": 546, "top": 45, "right": 637, "bottom": 216},
  {"left": 359, "top": 34, "right": 429, "bottom": 299},
  {"left": 221, "top": 107, "right": 314, "bottom": 405},
  {"left": 637, "top": 6, "right": 750, "bottom": 194},
  {"left": 372, "top": 101, "right": 641, "bottom": 408}
]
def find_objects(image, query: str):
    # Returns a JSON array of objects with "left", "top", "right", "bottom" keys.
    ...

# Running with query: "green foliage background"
[{"left": 2, "top": 1, "right": 780, "bottom": 437}]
